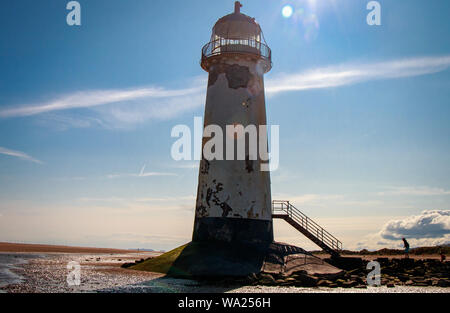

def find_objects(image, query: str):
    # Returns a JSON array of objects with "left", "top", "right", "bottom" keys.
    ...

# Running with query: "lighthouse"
[
  {"left": 193, "top": 2, "right": 273, "bottom": 245},
  {"left": 132, "top": 3, "right": 344, "bottom": 278}
]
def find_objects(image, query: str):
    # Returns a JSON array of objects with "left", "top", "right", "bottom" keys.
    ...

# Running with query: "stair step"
[{"left": 272, "top": 200, "right": 342, "bottom": 257}]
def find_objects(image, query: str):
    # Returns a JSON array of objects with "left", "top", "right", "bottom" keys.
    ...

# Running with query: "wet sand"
[{"left": 1, "top": 252, "right": 448, "bottom": 293}]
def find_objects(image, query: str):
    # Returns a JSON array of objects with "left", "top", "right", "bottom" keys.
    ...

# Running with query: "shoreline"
[
  {"left": 0, "top": 251, "right": 448, "bottom": 293},
  {"left": 0, "top": 253, "right": 44, "bottom": 291},
  {"left": 0, "top": 242, "right": 144, "bottom": 254}
]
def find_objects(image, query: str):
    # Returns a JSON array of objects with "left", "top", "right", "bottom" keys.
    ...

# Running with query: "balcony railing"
[{"left": 201, "top": 38, "right": 272, "bottom": 71}]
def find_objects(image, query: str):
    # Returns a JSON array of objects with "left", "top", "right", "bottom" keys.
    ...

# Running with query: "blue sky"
[{"left": 0, "top": 0, "right": 449, "bottom": 251}]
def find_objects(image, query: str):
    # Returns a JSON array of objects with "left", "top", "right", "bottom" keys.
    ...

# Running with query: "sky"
[{"left": 0, "top": 0, "right": 449, "bottom": 251}]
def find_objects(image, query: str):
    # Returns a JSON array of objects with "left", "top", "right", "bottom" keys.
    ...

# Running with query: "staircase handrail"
[{"left": 272, "top": 200, "right": 343, "bottom": 251}]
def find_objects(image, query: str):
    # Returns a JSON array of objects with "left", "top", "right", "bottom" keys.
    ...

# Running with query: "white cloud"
[
  {"left": 0, "top": 55, "right": 449, "bottom": 128},
  {"left": 380, "top": 210, "right": 450, "bottom": 240},
  {"left": 0, "top": 146, "right": 42, "bottom": 164},
  {"left": 265, "top": 55, "right": 450, "bottom": 94},
  {"left": 357, "top": 210, "right": 450, "bottom": 250}
]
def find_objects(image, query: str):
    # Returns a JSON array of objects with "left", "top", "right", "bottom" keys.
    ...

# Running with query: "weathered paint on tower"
[{"left": 193, "top": 2, "right": 273, "bottom": 245}]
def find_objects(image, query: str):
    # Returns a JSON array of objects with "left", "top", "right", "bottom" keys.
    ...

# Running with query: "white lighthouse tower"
[
  {"left": 131, "top": 3, "right": 344, "bottom": 278},
  {"left": 193, "top": 2, "right": 273, "bottom": 245}
]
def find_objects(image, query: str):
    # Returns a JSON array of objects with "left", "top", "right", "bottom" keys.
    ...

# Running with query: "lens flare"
[{"left": 282, "top": 5, "right": 293, "bottom": 18}]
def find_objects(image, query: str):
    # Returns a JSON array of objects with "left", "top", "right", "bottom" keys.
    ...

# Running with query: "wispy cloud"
[
  {"left": 106, "top": 172, "right": 177, "bottom": 179},
  {"left": 0, "top": 55, "right": 449, "bottom": 127},
  {"left": 265, "top": 55, "right": 450, "bottom": 94},
  {"left": 377, "top": 186, "right": 450, "bottom": 196},
  {"left": 273, "top": 193, "right": 344, "bottom": 205},
  {"left": 0, "top": 85, "right": 204, "bottom": 118},
  {"left": 106, "top": 164, "right": 177, "bottom": 179},
  {"left": 171, "top": 162, "right": 199, "bottom": 169},
  {"left": 78, "top": 195, "right": 195, "bottom": 203},
  {"left": 0, "top": 146, "right": 42, "bottom": 164}
]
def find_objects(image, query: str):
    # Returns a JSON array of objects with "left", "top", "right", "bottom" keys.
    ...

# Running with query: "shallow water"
[{"left": 0, "top": 253, "right": 43, "bottom": 288}]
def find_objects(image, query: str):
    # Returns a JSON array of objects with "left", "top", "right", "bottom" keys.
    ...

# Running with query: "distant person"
[
  {"left": 439, "top": 247, "right": 446, "bottom": 263},
  {"left": 402, "top": 238, "right": 410, "bottom": 259}
]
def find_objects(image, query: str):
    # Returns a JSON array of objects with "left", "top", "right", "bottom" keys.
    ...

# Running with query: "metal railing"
[
  {"left": 201, "top": 38, "right": 271, "bottom": 66},
  {"left": 272, "top": 200, "right": 343, "bottom": 253}
]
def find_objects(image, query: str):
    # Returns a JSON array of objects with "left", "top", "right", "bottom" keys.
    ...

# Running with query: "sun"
[{"left": 281, "top": 5, "right": 293, "bottom": 18}]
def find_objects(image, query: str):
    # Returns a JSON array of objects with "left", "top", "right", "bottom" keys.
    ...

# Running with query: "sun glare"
[{"left": 282, "top": 5, "right": 293, "bottom": 18}]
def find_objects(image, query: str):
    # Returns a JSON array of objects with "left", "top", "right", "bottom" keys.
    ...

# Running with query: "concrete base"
[
  {"left": 166, "top": 241, "right": 266, "bottom": 278},
  {"left": 193, "top": 217, "right": 273, "bottom": 245},
  {"left": 156, "top": 241, "right": 342, "bottom": 279}
]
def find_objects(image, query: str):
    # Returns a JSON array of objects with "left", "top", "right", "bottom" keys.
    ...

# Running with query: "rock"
[
  {"left": 281, "top": 277, "right": 297, "bottom": 286},
  {"left": 247, "top": 273, "right": 258, "bottom": 282},
  {"left": 258, "top": 273, "right": 276, "bottom": 285},
  {"left": 436, "top": 279, "right": 449, "bottom": 287},
  {"left": 349, "top": 275, "right": 364, "bottom": 284},
  {"left": 413, "top": 268, "right": 425, "bottom": 276},
  {"left": 328, "top": 283, "right": 338, "bottom": 288},
  {"left": 412, "top": 280, "right": 428, "bottom": 286},
  {"left": 375, "top": 258, "right": 389, "bottom": 266},
  {"left": 294, "top": 274, "right": 318, "bottom": 287},
  {"left": 425, "top": 279, "right": 434, "bottom": 286},
  {"left": 326, "top": 257, "right": 363, "bottom": 271},
  {"left": 120, "top": 262, "right": 135, "bottom": 268},
  {"left": 355, "top": 284, "right": 367, "bottom": 289},
  {"left": 346, "top": 268, "right": 363, "bottom": 276},
  {"left": 398, "top": 258, "right": 415, "bottom": 268},
  {"left": 317, "top": 280, "right": 333, "bottom": 287},
  {"left": 292, "top": 270, "right": 308, "bottom": 275},
  {"left": 285, "top": 277, "right": 297, "bottom": 282},
  {"left": 342, "top": 281, "right": 358, "bottom": 288},
  {"left": 316, "top": 270, "right": 345, "bottom": 281},
  {"left": 386, "top": 283, "right": 395, "bottom": 288},
  {"left": 397, "top": 274, "right": 410, "bottom": 282}
]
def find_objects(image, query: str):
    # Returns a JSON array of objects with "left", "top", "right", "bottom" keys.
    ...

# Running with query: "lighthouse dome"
[
  {"left": 201, "top": 1, "right": 272, "bottom": 73},
  {"left": 212, "top": 3, "right": 262, "bottom": 40}
]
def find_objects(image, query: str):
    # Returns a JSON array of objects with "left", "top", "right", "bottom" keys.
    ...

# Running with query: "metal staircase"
[{"left": 272, "top": 200, "right": 342, "bottom": 258}]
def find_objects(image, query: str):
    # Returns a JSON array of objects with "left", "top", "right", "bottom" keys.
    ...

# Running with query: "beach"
[{"left": 0, "top": 243, "right": 448, "bottom": 293}]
